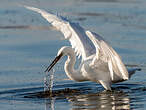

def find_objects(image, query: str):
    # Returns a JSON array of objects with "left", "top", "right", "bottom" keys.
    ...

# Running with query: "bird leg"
[{"left": 99, "top": 80, "right": 112, "bottom": 90}]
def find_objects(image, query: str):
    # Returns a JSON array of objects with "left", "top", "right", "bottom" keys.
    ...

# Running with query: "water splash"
[{"left": 44, "top": 69, "right": 55, "bottom": 95}]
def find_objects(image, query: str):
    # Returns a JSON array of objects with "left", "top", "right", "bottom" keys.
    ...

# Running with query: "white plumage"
[{"left": 25, "top": 6, "right": 140, "bottom": 90}]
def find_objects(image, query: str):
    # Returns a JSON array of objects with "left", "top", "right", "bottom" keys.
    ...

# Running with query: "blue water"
[{"left": 0, "top": 0, "right": 146, "bottom": 110}]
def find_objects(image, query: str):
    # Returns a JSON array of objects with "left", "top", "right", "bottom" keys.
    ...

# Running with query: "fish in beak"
[{"left": 45, "top": 53, "right": 63, "bottom": 72}]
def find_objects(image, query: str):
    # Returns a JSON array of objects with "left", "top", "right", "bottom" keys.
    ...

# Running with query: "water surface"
[{"left": 0, "top": 0, "right": 146, "bottom": 109}]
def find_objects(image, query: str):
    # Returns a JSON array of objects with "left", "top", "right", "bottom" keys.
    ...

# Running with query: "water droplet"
[{"left": 44, "top": 69, "right": 55, "bottom": 95}]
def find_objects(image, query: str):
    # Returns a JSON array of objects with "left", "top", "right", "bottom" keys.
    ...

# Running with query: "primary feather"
[{"left": 25, "top": 6, "right": 96, "bottom": 60}]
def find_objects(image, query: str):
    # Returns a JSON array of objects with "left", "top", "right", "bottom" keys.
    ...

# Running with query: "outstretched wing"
[
  {"left": 86, "top": 31, "right": 129, "bottom": 81},
  {"left": 25, "top": 6, "right": 96, "bottom": 60},
  {"left": 25, "top": 6, "right": 129, "bottom": 81}
]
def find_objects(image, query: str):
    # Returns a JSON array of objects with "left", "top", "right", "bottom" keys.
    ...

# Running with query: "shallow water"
[{"left": 0, "top": 0, "right": 146, "bottom": 110}]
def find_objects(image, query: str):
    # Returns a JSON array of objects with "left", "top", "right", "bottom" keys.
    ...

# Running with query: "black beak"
[{"left": 45, "top": 53, "right": 63, "bottom": 72}]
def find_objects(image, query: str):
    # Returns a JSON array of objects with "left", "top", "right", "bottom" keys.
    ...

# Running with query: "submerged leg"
[{"left": 99, "top": 80, "right": 111, "bottom": 90}]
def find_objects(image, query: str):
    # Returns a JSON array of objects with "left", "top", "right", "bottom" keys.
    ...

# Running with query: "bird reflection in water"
[
  {"left": 44, "top": 90, "right": 130, "bottom": 110},
  {"left": 68, "top": 91, "right": 130, "bottom": 110}
]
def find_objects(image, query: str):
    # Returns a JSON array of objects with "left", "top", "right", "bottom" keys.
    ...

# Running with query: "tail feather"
[{"left": 128, "top": 68, "right": 141, "bottom": 78}]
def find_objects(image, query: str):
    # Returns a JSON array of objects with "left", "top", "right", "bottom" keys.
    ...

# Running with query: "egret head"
[
  {"left": 45, "top": 46, "right": 73, "bottom": 72},
  {"left": 57, "top": 46, "right": 74, "bottom": 56}
]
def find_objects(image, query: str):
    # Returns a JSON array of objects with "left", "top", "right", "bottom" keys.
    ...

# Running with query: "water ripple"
[{"left": 0, "top": 83, "right": 145, "bottom": 110}]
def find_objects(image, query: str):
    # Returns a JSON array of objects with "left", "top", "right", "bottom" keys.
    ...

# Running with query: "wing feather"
[
  {"left": 86, "top": 31, "right": 129, "bottom": 81},
  {"left": 25, "top": 6, "right": 95, "bottom": 60}
]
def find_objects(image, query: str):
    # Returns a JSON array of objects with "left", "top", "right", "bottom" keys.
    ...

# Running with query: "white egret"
[{"left": 25, "top": 6, "right": 141, "bottom": 90}]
